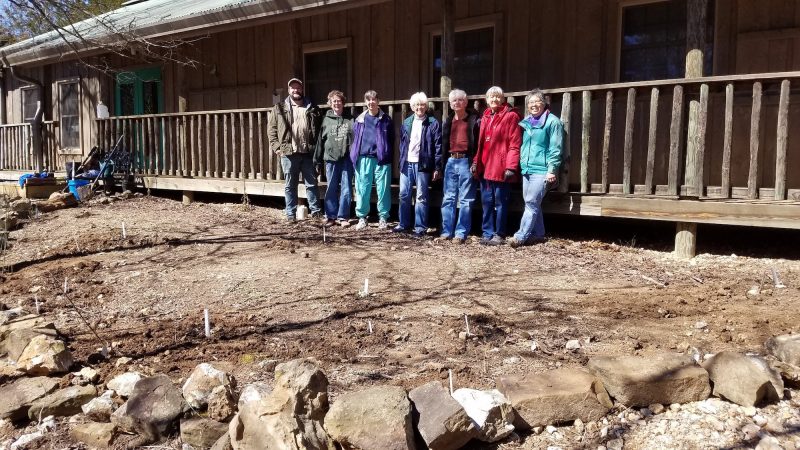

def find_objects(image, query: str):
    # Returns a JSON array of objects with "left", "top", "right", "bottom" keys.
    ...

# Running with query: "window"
[
  {"left": 620, "top": 0, "right": 714, "bottom": 81},
  {"left": 433, "top": 27, "right": 494, "bottom": 96},
  {"left": 22, "top": 87, "right": 40, "bottom": 122},
  {"left": 304, "top": 47, "right": 348, "bottom": 105},
  {"left": 58, "top": 80, "right": 80, "bottom": 151}
]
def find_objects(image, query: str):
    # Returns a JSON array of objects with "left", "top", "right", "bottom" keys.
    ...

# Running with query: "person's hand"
[
  {"left": 315, "top": 164, "right": 322, "bottom": 178},
  {"left": 545, "top": 173, "right": 556, "bottom": 184},
  {"left": 470, "top": 164, "right": 478, "bottom": 179},
  {"left": 432, "top": 170, "right": 441, "bottom": 181},
  {"left": 503, "top": 169, "right": 515, "bottom": 182}
]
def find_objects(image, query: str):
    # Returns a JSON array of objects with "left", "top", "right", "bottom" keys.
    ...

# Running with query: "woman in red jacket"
[{"left": 471, "top": 86, "right": 522, "bottom": 246}]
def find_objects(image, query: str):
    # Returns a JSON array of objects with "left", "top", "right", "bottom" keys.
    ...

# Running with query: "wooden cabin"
[{"left": 1, "top": 0, "right": 799, "bottom": 255}]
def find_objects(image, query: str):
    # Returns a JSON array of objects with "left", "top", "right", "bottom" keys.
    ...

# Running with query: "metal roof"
[{"left": 1, "top": 0, "right": 377, "bottom": 67}]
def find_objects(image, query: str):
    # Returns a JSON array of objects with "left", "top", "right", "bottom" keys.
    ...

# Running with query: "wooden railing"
[
  {"left": 94, "top": 71, "right": 800, "bottom": 202},
  {"left": 0, "top": 121, "right": 58, "bottom": 172}
]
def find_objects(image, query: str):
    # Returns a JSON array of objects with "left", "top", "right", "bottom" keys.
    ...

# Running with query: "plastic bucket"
[{"left": 67, "top": 179, "right": 91, "bottom": 201}]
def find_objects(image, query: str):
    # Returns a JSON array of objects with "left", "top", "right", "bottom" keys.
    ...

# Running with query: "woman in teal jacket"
[{"left": 508, "top": 89, "right": 563, "bottom": 247}]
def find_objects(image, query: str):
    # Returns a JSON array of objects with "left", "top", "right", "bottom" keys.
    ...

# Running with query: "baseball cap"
[{"left": 287, "top": 78, "right": 304, "bottom": 87}]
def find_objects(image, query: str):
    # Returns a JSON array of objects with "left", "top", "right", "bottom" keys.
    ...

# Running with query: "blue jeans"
[
  {"left": 480, "top": 179, "right": 511, "bottom": 239},
  {"left": 441, "top": 158, "right": 476, "bottom": 239},
  {"left": 398, "top": 162, "right": 431, "bottom": 233},
  {"left": 513, "top": 174, "right": 549, "bottom": 242},
  {"left": 324, "top": 159, "right": 353, "bottom": 220},
  {"left": 281, "top": 153, "right": 321, "bottom": 218}
]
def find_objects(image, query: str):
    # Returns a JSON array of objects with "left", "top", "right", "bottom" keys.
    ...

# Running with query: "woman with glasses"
[{"left": 507, "top": 89, "right": 564, "bottom": 247}]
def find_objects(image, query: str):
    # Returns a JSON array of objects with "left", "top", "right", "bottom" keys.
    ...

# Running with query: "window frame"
[
  {"left": 21, "top": 86, "right": 40, "bottom": 123},
  {"left": 425, "top": 14, "right": 503, "bottom": 97},
  {"left": 615, "top": 0, "right": 717, "bottom": 82},
  {"left": 56, "top": 78, "right": 82, "bottom": 155},
  {"left": 301, "top": 38, "right": 353, "bottom": 105}
]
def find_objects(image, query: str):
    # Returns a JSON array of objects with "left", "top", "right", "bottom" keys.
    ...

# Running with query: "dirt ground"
[{"left": 1, "top": 193, "right": 799, "bottom": 449}]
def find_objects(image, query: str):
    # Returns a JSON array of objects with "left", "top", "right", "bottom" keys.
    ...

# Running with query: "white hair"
[
  {"left": 409, "top": 92, "right": 428, "bottom": 108},
  {"left": 448, "top": 89, "right": 467, "bottom": 101},
  {"left": 485, "top": 86, "right": 504, "bottom": 98}
]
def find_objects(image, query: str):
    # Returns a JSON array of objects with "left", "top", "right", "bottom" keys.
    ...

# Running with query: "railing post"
[
  {"left": 580, "top": 90, "right": 591, "bottom": 193},
  {"left": 748, "top": 82, "right": 763, "bottom": 200},
  {"left": 622, "top": 88, "right": 636, "bottom": 195},
  {"left": 775, "top": 79, "right": 790, "bottom": 200},
  {"left": 558, "top": 92, "right": 571, "bottom": 193}
]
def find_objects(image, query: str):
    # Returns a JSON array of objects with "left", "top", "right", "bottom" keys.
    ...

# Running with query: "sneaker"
[
  {"left": 311, "top": 211, "right": 323, "bottom": 220},
  {"left": 323, "top": 218, "right": 336, "bottom": 227},
  {"left": 286, "top": 216, "right": 297, "bottom": 223},
  {"left": 480, "top": 235, "right": 504, "bottom": 246},
  {"left": 412, "top": 230, "right": 426, "bottom": 238},
  {"left": 452, "top": 237, "right": 466, "bottom": 245},
  {"left": 378, "top": 218, "right": 388, "bottom": 229},
  {"left": 507, "top": 237, "right": 523, "bottom": 248},
  {"left": 338, "top": 219, "right": 351, "bottom": 228},
  {"left": 355, "top": 218, "right": 368, "bottom": 230},
  {"left": 439, "top": 234, "right": 452, "bottom": 240},
  {"left": 392, "top": 225, "right": 409, "bottom": 233}
]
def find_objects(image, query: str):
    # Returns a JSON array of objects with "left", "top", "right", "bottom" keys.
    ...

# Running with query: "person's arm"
[
  {"left": 314, "top": 122, "right": 326, "bottom": 166},
  {"left": 432, "top": 119, "right": 443, "bottom": 180},
  {"left": 472, "top": 121, "right": 486, "bottom": 177},
  {"left": 267, "top": 107, "right": 280, "bottom": 155},
  {"left": 546, "top": 119, "right": 565, "bottom": 182},
  {"left": 505, "top": 115, "right": 522, "bottom": 173}
]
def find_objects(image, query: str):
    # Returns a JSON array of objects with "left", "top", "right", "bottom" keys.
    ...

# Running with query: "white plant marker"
[
  {"left": 204, "top": 308, "right": 211, "bottom": 338},
  {"left": 34, "top": 294, "right": 40, "bottom": 315},
  {"left": 364, "top": 278, "right": 369, "bottom": 296},
  {"left": 367, "top": 320, "right": 373, "bottom": 334},
  {"left": 464, "top": 314, "right": 471, "bottom": 336},
  {"left": 121, "top": 222, "right": 127, "bottom": 239},
  {"left": 323, "top": 225, "right": 327, "bottom": 243},
  {"left": 63, "top": 278, "right": 68, "bottom": 294},
  {"left": 448, "top": 369, "right": 454, "bottom": 395},
  {"left": 74, "top": 237, "right": 80, "bottom": 252},
  {"left": 772, "top": 268, "right": 786, "bottom": 288}
]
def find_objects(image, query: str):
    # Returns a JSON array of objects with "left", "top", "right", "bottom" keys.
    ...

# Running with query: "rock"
[
  {"left": 115, "top": 356, "right": 133, "bottom": 367},
  {"left": 587, "top": 353, "right": 710, "bottom": 407},
  {"left": 325, "top": 385, "right": 415, "bottom": 450},
  {"left": 36, "top": 192, "right": 77, "bottom": 213},
  {"left": 16, "top": 335, "right": 74, "bottom": 375},
  {"left": 9, "top": 431, "right": 43, "bottom": 450},
  {"left": 71, "top": 422, "right": 117, "bottom": 448},
  {"left": 607, "top": 438, "right": 624, "bottom": 450},
  {"left": 106, "top": 371, "right": 143, "bottom": 397},
  {"left": 649, "top": 403, "right": 665, "bottom": 414},
  {"left": 207, "top": 385, "right": 236, "bottom": 422},
  {"left": 742, "top": 405, "right": 758, "bottom": 417},
  {"left": 27, "top": 384, "right": 97, "bottom": 419},
  {"left": 237, "top": 382, "right": 270, "bottom": 410},
  {"left": 181, "top": 417, "right": 229, "bottom": 448},
  {"left": 82, "top": 390, "right": 116, "bottom": 422},
  {"left": 742, "top": 423, "right": 761, "bottom": 440},
  {"left": 766, "top": 334, "right": 800, "bottom": 366},
  {"left": 182, "top": 363, "right": 236, "bottom": 410},
  {"left": 765, "top": 357, "right": 800, "bottom": 388},
  {"left": 0, "top": 328, "right": 57, "bottom": 362},
  {"left": 451, "top": 388, "right": 515, "bottom": 443},
  {"left": 0, "top": 316, "right": 54, "bottom": 336},
  {"left": 408, "top": 381, "right": 476, "bottom": 450},
  {"left": 111, "top": 374, "right": 188, "bottom": 443},
  {"left": 78, "top": 367, "right": 100, "bottom": 383},
  {"left": 755, "top": 436, "right": 784, "bottom": 450},
  {"left": 231, "top": 358, "right": 333, "bottom": 450},
  {"left": 703, "top": 351, "right": 783, "bottom": 406},
  {"left": 211, "top": 431, "right": 232, "bottom": 450},
  {"left": 565, "top": 340, "right": 581, "bottom": 351},
  {"left": 0, "top": 376, "right": 59, "bottom": 421},
  {"left": 497, "top": 368, "right": 612, "bottom": 429}
]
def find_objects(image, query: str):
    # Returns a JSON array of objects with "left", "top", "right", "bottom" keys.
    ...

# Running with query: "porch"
[{"left": 2, "top": 72, "right": 800, "bottom": 254}]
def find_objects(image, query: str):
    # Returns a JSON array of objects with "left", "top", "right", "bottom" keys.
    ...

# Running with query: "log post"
[
  {"left": 675, "top": 222, "right": 697, "bottom": 259},
  {"left": 182, "top": 190, "right": 194, "bottom": 206},
  {"left": 676, "top": 0, "right": 708, "bottom": 258},
  {"left": 440, "top": 0, "right": 455, "bottom": 115}
]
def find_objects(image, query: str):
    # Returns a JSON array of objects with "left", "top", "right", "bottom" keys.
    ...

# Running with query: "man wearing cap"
[{"left": 268, "top": 77, "right": 323, "bottom": 222}]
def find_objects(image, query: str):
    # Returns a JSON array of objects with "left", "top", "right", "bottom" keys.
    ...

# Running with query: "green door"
[{"left": 115, "top": 68, "right": 164, "bottom": 172}]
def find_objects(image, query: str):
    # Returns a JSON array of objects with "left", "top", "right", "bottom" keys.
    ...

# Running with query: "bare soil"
[{"left": 2, "top": 194, "right": 799, "bottom": 449}]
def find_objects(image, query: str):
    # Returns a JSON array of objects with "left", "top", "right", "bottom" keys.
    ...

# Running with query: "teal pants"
[{"left": 354, "top": 156, "right": 392, "bottom": 220}]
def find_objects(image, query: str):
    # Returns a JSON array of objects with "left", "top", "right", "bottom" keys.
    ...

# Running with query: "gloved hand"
[{"left": 503, "top": 169, "right": 515, "bottom": 182}]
